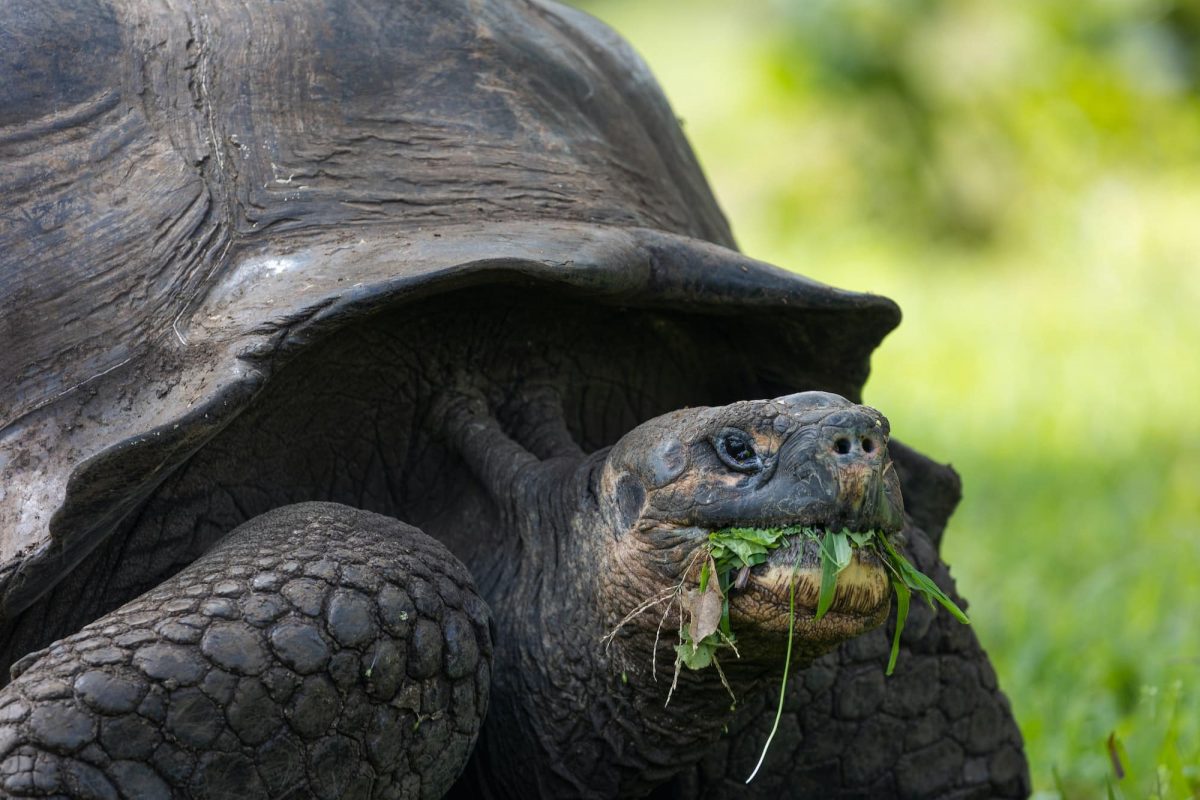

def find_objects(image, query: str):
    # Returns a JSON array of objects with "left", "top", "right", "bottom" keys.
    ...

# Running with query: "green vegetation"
[
  {"left": 573, "top": 1, "right": 1200, "bottom": 795},
  {"left": 678, "top": 526, "right": 967, "bottom": 676}
]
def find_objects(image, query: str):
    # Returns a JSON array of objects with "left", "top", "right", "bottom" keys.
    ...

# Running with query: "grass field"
[{"left": 573, "top": 1, "right": 1200, "bottom": 795}]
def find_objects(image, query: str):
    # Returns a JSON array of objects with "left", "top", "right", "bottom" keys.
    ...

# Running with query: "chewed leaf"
[
  {"left": 675, "top": 640, "right": 715, "bottom": 670},
  {"left": 709, "top": 536, "right": 768, "bottom": 568},
  {"left": 685, "top": 581, "right": 724, "bottom": 645},
  {"left": 743, "top": 552, "right": 770, "bottom": 567},
  {"left": 815, "top": 529, "right": 851, "bottom": 620},
  {"left": 713, "top": 527, "right": 787, "bottom": 548},
  {"left": 672, "top": 633, "right": 715, "bottom": 671},
  {"left": 846, "top": 529, "right": 875, "bottom": 548}
]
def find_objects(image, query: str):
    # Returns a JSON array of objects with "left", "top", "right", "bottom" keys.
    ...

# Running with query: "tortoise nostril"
[
  {"left": 834, "top": 437, "right": 852, "bottom": 455},
  {"left": 862, "top": 437, "right": 875, "bottom": 453}
]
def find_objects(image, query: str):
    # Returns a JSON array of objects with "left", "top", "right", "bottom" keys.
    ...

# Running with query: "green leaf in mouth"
[
  {"left": 677, "top": 525, "right": 968, "bottom": 679},
  {"left": 815, "top": 529, "right": 853, "bottom": 620},
  {"left": 847, "top": 529, "right": 875, "bottom": 548}
]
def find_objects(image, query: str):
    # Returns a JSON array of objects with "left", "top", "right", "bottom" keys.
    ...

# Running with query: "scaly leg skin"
[{"left": 0, "top": 502, "right": 492, "bottom": 800}]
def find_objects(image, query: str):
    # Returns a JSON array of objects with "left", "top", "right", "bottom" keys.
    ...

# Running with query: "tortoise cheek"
[{"left": 614, "top": 474, "right": 646, "bottom": 533}]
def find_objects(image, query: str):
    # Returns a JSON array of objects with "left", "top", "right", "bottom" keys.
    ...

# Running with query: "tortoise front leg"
[
  {"left": 434, "top": 383, "right": 586, "bottom": 515},
  {"left": 434, "top": 388, "right": 543, "bottom": 505},
  {"left": 0, "top": 502, "right": 492, "bottom": 799},
  {"left": 498, "top": 383, "right": 584, "bottom": 462}
]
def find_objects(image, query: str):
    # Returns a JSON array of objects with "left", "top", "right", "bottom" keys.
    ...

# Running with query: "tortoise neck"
[
  {"left": 470, "top": 455, "right": 779, "bottom": 797},
  {"left": 477, "top": 610, "right": 779, "bottom": 796}
]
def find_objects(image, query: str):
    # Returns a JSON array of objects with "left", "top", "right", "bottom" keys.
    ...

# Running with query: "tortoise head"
[{"left": 599, "top": 391, "right": 904, "bottom": 661}]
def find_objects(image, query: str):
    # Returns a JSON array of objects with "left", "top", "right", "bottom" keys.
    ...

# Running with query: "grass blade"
[
  {"left": 815, "top": 529, "right": 851, "bottom": 620},
  {"left": 886, "top": 577, "right": 910, "bottom": 676},
  {"left": 746, "top": 566, "right": 797, "bottom": 783},
  {"left": 877, "top": 535, "right": 969, "bottom": 625}
]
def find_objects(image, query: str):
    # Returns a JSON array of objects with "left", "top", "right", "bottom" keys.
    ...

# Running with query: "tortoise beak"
[
  {"left": 817, "top": 410, "right": 904, "bottom": 533},
  {"left": 837, "top": 456, "right": 905, "bottom": 533}
]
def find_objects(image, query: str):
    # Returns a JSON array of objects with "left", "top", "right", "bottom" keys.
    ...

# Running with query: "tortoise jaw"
[
  {"left": 740, "top": 551, "right": 889, "bottom": 619},
  {"left": 724, "top": 531, "right": 892, "bottom": 637}
]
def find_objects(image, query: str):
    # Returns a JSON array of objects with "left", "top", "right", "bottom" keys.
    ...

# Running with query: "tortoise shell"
[{"left": 0, "top": 0, "right": 896, "bottom": 643}]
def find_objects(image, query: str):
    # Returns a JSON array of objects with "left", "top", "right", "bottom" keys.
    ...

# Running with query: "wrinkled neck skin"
[{"left": 458, "top": 442, "right": 819, "bottom": 798}]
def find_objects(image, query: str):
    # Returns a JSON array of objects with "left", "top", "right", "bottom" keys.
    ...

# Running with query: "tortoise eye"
[{"left": 713, "top": 428, "right": 761, "bottom": 473}]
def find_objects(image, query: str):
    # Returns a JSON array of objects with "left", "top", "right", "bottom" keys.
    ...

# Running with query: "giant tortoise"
[{"left": 0, "top": 0, "right": 1029, "bottom": 796}]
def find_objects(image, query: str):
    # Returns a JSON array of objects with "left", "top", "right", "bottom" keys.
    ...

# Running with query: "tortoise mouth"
[
  {"left": 745, "top": 544, "right": 888, "bottom": 613},
  {"left": 714, "top": 526, "right": 893, "bottom": 635}
]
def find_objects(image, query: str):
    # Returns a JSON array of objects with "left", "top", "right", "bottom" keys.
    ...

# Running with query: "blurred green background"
[{"left": 570, "top": 0, "right": 1200, "bottom": 796}]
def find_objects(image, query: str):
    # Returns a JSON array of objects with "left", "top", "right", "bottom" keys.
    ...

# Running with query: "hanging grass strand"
[
  {"left": 746, "top": 563, "right": 798, "bottom": 783},
  {"left": 885, "top": 577, "right": 910, "bottom": 676}
]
